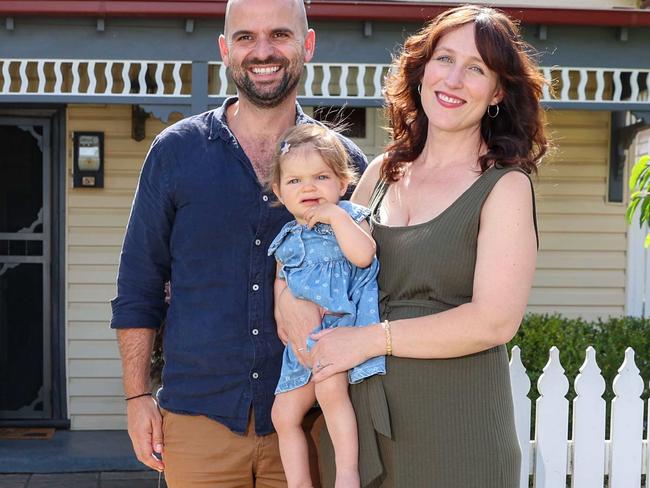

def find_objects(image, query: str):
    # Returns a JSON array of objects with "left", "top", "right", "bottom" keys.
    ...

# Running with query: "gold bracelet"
[{"left": 381, "top": 320, "right": 392, "bottom": 356}]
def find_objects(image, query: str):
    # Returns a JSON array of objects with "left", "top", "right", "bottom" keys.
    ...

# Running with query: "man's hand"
[
  {"left": 126, "top": 395, "right": 165, "bottom": 472},
  {"left": 276, "top": 287, "right": 323, "bottom": 367}
]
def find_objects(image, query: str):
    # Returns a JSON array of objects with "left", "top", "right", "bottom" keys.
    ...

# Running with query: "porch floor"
[
  {"left": 0, "top": 430, "right": 142, "bottom": 474},
  {"left": 0, "top": 471, "right": 167, "bottom": 488}
]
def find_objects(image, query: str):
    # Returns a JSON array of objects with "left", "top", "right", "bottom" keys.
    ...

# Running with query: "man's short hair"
[{"left": 224, "top": 0, "right": 309, "bottom": 39}]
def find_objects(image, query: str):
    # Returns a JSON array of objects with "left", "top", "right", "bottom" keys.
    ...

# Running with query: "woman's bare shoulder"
[
  {"left": 481, "top": 169, "right": 535, "bottom": 233},
  {"left": 489, "top": 169, "right": 533, "bottom": 205}
]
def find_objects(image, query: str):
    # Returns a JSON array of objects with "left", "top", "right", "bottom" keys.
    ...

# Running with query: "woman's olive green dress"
[{"left": 320, "top": 166, "right": 537, "bottom": 488}]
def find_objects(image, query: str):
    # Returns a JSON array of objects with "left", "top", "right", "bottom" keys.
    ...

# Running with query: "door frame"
[{"left": 0, "top": 105, "right": 68, "bottom": 428}]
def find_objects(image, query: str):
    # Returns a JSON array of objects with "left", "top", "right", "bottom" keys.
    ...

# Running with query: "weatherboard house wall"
[{"left": 0, "top": 1, "right": 649, "bottom": 429}]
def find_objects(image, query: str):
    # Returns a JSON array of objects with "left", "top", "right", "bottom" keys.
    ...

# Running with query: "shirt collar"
[{"left": 208, "top": 96, "right": 312, "bottom": 142}]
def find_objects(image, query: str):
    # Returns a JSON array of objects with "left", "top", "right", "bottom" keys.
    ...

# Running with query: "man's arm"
[
  {"left": 111, "top": 136, "right": 174, "bottom": 472},
  {"left": 118, "top": 328, "right": 155, "bottom": 399},
  {"left": 117, "top": 328, "right": 164, "bottom": 472},
  {"left": 274, "top": 261, "right": 322, "bottom": 367}
]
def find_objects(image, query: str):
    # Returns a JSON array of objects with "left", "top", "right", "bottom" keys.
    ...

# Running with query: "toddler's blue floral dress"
[{"left": 269, "top": 200, "right": 386, "bottom": 394}]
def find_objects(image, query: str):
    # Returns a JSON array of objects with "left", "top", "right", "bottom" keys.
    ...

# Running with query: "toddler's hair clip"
[{"left": 280, "top": 140, "right": 291, "bottom": 155}]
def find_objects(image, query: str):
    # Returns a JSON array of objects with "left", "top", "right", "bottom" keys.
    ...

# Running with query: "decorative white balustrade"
[
  {"left": 509, "top": 345, "right": 649, "bottom": 488},
  {"left": 1, "top": 59, "right": 648, "bottom": 107},
  {"left": 0, "top": 59, "right": 191, "bottom": 97},
  {"left": 206, "top": 62, "right": 390, "bottom": 100},
  {"left": 540, "top": 67, "right": 650, "bottom": 105}
]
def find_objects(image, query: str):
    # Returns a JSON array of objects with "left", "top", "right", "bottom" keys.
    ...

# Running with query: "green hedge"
[{"left": 508, "top": 314, "right": 650, "bottom": 403}]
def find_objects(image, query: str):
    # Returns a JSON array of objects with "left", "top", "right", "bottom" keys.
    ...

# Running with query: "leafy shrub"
[{"left": 508, "top": 314, "right": 650, "bottom": 404}]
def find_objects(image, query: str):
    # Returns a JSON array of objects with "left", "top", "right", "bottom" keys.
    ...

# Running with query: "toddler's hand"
[{"left": 304, "top": 202, "right": 344, "bottom": 228}]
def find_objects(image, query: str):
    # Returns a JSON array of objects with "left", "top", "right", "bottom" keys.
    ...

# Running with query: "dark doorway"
[{"left": 0, "top": 111, "right": 65, "bottom": 425}]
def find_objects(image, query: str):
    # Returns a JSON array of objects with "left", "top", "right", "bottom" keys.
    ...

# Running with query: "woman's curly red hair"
[{"left": 382, "top": 5, "right": 550, "bottom": 181}]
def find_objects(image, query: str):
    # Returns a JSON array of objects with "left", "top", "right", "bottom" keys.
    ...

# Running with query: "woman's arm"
[{"left": 310, "top": 171, "right": 537, "bottom": 380}]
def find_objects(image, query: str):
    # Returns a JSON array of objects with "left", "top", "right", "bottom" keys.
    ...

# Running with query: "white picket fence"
[{"left": 510, "top": 345, "right": 647, "bottom": 488}]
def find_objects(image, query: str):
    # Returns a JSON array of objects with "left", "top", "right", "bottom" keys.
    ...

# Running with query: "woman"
[{"left": 306, "top": 5, "right": 548, "bottom": 487}]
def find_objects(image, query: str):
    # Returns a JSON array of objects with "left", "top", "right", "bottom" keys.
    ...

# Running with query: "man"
[{"left": 110, "top": 0, "right": 367, "bottom": 486}]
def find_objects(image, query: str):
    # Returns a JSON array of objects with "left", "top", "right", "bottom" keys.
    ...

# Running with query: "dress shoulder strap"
[
  {"left": 474, "top": 165, "right": 539, "bottom": 248},
  {"left": 368, "top": 177, "right": 390, "bottom": 220}
]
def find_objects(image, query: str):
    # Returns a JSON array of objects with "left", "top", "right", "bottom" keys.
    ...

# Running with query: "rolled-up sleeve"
[{"left": 110, "top": 136, "right": 174, "bottom": 329}]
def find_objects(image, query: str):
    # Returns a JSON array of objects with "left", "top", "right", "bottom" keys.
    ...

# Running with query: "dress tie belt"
[
  {"left": 356, "top": 375, "right": 392, "bottom": 486},
  {"left": 380, "top": 297, "right": 450, "bottom": 316}
]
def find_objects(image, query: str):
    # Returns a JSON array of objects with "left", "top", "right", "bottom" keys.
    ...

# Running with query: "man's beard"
[{"left": 228, "top": 55, "right": 303, "bottom": 109}]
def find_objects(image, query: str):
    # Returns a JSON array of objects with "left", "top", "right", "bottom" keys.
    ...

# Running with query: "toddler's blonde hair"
[{"left": 267, "top": 124, "right": 359, "bottom": 196}]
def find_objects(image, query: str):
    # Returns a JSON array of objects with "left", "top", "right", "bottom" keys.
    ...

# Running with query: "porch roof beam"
[{"left": 0, "top": 1, "right": 649, "bottom": 27}]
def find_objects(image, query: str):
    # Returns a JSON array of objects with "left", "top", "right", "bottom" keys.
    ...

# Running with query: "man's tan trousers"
[{"left": 161, "top": 408, "right": 322, "bottom": 488}]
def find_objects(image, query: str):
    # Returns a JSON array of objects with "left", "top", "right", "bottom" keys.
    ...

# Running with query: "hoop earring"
[
  {"left": 487, "top": 104, "right": 499, "bottom": 118},
  {"left": 417, "top": 83, "right": 422, "bottom": 95}
]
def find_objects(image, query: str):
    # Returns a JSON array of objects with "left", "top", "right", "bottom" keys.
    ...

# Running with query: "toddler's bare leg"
[
  {"left": 272, "top": 382, "right": 317, "bottom": 488},
  {"left": 315, "top": 373, "right": 360, "bottom": 488}
]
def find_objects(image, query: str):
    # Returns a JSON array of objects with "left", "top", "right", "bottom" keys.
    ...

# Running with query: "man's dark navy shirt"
[{"left": 110, "top": 98, "right": 367, "bottom": 435}]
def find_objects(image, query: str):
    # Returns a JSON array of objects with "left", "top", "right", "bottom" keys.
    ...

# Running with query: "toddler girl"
[{"left": 268, "top": 124, "right": 385, "bottom": 488}]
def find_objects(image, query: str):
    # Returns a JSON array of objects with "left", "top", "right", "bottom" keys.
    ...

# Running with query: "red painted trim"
[
  {"left": 0, "top": 1, "right": 649, "bottom": 27},
  {"left": 0, "top": 2, "right": 226, "bottom": 18}
]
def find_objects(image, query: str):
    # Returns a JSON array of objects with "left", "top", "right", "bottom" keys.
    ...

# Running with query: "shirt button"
[
  {"left": 252, "top": 328, "right": 259, "bottom": 335},
  {"left": 252, "top": 372, "right": 259, "bottom": 379},
  {"left": 262, "top": 195, "right": 269, "bottom": 202},
  {"left": 252, "top": 284, "right": 260, "bottom": 291},
  {"left": 254, "top": 239, "right": 261, "bottom": 246}
]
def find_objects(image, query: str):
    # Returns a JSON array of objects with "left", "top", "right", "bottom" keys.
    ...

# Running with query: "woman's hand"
[{"left": 310, "top": 325, "right": 382, "bottom": 382}]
